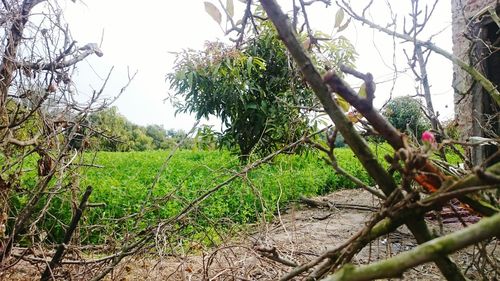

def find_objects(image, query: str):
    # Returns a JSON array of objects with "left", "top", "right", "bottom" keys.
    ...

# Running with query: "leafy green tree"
[
  {"left": 89, "top": 107, "right": 129, "bottom": 151},
  {"left": 168, "top": 24, "right": 356, "bottom": 162},
  {"left": 89, "top": 107, "right": 157, "bottom": 151},
  {"left": 382, "top": 96, "right": 430, "bottom": 138},
  {"left": 164, "top": 128, "right": 195, "bottom": 149},
  {"left": 145, "top": 124, "right": 170, "bottom": 149},
  {"left": 194, "top": 125, "right": 218, "bottom": 150},
  {"left": 130, "top": 127, "right": 154, "bottom": 151}
]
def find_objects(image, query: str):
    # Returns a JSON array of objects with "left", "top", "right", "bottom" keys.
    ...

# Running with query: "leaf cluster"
[
  {"left": 167, "top": 24, "right": 356, "bottom": 161},
  {"left": 88, "top": 107, "right": 194, "bottom": 151},
  {"left": 382, "top": 96, "right": 430, "bottom": 139},
  {"left": 168, "top": 28, "right": 313, "bottom": 160}
]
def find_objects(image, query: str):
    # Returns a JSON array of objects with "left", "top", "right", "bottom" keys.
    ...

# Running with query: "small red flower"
[
  {"left": 421, "top": 130, "right": 437, "bottom": 151},
  {"left": 421, "top": 131, "right": 435, "bottom": 143}
]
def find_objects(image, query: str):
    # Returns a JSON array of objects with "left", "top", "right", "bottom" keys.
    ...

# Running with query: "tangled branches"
[{"left": 257, "top": 0, "right": 500, "bottom": 280}]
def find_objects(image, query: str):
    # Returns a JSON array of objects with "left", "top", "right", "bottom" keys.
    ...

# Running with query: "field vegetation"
[
  {"left": 15, "top": 145, "right": 397, "bottom": 245},
  {"left": 2, "top": 1, "right": 498, "bottom": 280}
]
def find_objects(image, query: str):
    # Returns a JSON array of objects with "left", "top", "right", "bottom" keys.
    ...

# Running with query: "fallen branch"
[
  {"left": 12, "top": 251, "right": 119, "bottom": 265},
  {"left": 40, "top": 186, "right": 93, "bottom": 281},
  {"left": 254, "top": 245, "right": 298, "bottom": 267},
  {"left": 299, "top": 196, "right": 379, "bottom": 212},
  {"left": 279, "top": 161, "right": 500, "bottom": 280}
]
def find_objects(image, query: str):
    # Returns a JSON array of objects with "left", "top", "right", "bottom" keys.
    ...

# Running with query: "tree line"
[
  {"left": 87, "top": 106, "right": 208, "bottom": 151},
  {"left": 88, "top": 97, "right": 436, "bottom": 153}
]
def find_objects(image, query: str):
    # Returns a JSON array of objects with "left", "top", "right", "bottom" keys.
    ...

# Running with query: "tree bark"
[
  {"left": 259, "top": 1, "right": 470, "bottom": 280},
  {"left": 40, "top": 186, "right": 92, "bottom": 281},
  {"left": 323, "top": 212, "right": 500, "bottom": 281}
]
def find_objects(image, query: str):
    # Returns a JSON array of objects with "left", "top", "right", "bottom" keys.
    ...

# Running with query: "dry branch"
[
  {"left": 339, "top": 1, "right": 500, "bottom": 107},
  {"left": 323, "top": 212, "right": 500, "bottom": 281},
  {"left": 40, "top": 186, "right": 93, "bottom": 281},
  {"left": 88, "top": 127, "right": 330, "bottom": 280},
  {"left": 258, "top": 2, "right": 493, "bottom": 280},
  {"left": 261, "top": 0, "right": 398, "bottom": 203},
  {"left": 299, "top": 196, "right": 378, "bottom": 212},
  {"left": 254, "top": 245, "right": 298, "bottom": 267}
]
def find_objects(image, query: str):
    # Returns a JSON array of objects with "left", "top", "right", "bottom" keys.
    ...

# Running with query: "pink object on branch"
[
  {"left": 422, "top": 131, "right": 435, "bottom": 143},
  {"left": 421, "top": 130, "right": 438, "bottom": 150}
]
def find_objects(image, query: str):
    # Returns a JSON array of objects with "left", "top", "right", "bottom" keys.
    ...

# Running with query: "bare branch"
[
  {"left": 15, "top": 43, "right": 103, "bottom": 71},
  {"left": 323, "top": 212, "right": 500, "bottom": 281},
  {"left": 254, "top": 245, "right": 299, "bottom": 267},
  {"left": 339, "top": 1, "right": 500, "bottom": 107}
]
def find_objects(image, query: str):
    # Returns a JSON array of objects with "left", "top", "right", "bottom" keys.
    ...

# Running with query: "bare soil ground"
[{"left": 3, "top": 189, "right": 498, "bottom": 280}]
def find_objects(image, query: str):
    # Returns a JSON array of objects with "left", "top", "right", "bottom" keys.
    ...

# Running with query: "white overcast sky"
[{"left": 62, "top": 0, "right": 454, "bottom": 131}]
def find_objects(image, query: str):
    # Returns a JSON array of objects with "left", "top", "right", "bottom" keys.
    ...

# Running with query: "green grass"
[{"left": 14, "top": 143, "right": 397, "bottom": 244}]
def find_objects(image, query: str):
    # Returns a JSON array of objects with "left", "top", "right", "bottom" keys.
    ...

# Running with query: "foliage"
[
  {"left": 167, "top": 24, "right": 356, "bottom": 161},
  {"left": 146, "top": 124, "right": 171, "bottom": 149},
  {"left": 14, "top": 146, "right": 391, "bottom": 244},
  {"left": 0, "top": 0, "right": 115, "bottom": 268},
  {"left": 88, "top": 107, "right": 195, "bottom": 151},
  {"left": 382, "top": 96, "right": 430, "bottom": 139},
  {"left": 442, "top": 119, "right": 460, "bottom": 140},
  {"left": 194, "top": 125, "right": 218, "bottom": 150}
]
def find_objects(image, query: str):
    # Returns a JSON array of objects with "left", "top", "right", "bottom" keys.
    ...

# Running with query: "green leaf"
[
  {"left": 187, "top": 72, "right": 194, "bottom": 89},
  {"left": 334, "top": 8, "right": 344, "bottom": 28},
  {"left": 204, "top": 1, "right": 222, "bottom": 25},
  {"left": 358, "top": 82, "right": 367, "bottom": 98},
  {"left": 246, "top": 56, "right": 253, "bottom": 76},
  {"left": 253, "top": 57, "right": 266, "bottom": 70},
  {"left": 226, "top": 0, "right": 234, "bottom": 18},
  {"left": 336, "top": 96, "right": 350, "bottom": 112},
  {"left": 212, "top": 62, "right": 221, "bottom": 76},
  {"left": 246, "top": 103, "right": 258, "bottom": 109},
  {"left": 337, "top": 18, "right": 350, "bottom": 32}
]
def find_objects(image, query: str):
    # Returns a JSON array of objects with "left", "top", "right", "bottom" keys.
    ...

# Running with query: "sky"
[{"left": 63, "top": 0, "right": 454, "bottom": 131}]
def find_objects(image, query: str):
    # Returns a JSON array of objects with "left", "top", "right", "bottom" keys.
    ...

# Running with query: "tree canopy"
[
  {"left": 88, "top": 107, "right": 193, "bottom": 151},
  {"left": 167, "top": 24, "right": 356, "bottom": 161},
  {"left": 382, "top": 96, "right": 430, "bottom": 139}
]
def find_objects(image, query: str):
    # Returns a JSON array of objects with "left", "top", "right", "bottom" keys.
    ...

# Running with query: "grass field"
[
  {"left": 18, "top": 143, "right": 465, "bottom": 244},
  {"left": 76, "top": 148, "right": 374, "bottom": 242}
]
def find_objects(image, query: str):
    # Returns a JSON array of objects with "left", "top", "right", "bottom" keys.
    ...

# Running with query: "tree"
[
  {"left": 0, "top": 0, "right": 127, "bottom": 271},
  {"left": 382, "top": 96, "right": 430, "bottom": 139},
  {"left": 89, "top": 107, "right": 182, "bottom": 151},
  {"left": 145, "top": 124, "right": 169, "bottom": 149},
  {"left": 194, "top": 125, "right": 218, "bottom": 150},
  {"left": 195, "top": 0, "right": 500, "bottom": 280},
  {"left": 89, "top": 106, "right": 133, "bottom": 151},
  {"left": 168, "top": 23, "right": 356, "bottom": 162}
]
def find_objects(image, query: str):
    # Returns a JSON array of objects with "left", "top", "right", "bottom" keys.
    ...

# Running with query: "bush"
[{"left": 382, "top": 96, "right": 430, "bottom": 138}]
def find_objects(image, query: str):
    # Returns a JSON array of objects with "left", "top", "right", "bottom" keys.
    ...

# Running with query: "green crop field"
[
  {"left": 15, "top": 142, "right": 467, "bottom": 245},
  {"left": 77, "top": 148, "right": 374, "bottom": 243}
]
